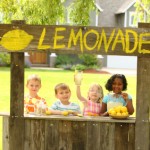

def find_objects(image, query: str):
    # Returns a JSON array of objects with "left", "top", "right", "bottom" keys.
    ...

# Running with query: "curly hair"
[{"left": 105, "top": 74, "right": 127, "bottom": 91}]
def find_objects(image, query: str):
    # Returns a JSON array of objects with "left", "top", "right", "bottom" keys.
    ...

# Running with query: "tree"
[
  {"left": 0, "top": 0, "right": 98, "bottom": 25},
  {"left": 134, "top": 0, "right": 150, "bottom": 23}
]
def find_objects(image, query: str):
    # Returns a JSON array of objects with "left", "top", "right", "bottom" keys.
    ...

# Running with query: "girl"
[
  {"left": 24, "top": 74, "right": 47, "bottom": 113},
  {"left": 74, "top": 74, "right": 103, "bottom": 116},
  {"left": 100, "top": 74, "right": 134, "bottom": 116}
]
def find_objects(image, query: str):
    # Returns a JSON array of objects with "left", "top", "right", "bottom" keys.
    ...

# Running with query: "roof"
[
  {"left": 95, "top": 0, "right": 103, "bottom": 12},
  {"left": 115, "top": 0, "right": 136, "bottom": 14}
]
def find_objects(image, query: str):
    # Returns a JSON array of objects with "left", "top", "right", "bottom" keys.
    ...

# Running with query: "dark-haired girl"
[{"left": 100, "top": 74, "right": 134, "bottom": 116}]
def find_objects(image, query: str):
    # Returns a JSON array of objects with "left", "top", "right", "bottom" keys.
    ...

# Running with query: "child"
[
  {"left": 24, "top": 74, "right": 47, "bottom": 113},
  {"left": 50, "top": 83, "right": 81, "bottom": 115},
  {"left": 100, "top": 74, "right": 134, "bottom": 116},
  {"left": 74, "top": 74, "right": 103, "bottom": 116}
]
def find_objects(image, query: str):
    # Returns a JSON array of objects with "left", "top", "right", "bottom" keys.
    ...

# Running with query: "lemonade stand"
[{"left": 0, "top": 21, "right": 150, "bottom": 150}]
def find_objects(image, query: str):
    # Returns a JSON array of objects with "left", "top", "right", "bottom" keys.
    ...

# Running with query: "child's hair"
[
  {"left": 105, "top": 74, "right": 127, "bottom": 91},
  {"left": 88, "top": 83, "right": 104, "bottom": 103},
  {"left": 55, "top": 83, "right": 71, "bottom": 94},
  {"left": 26, "top": 74, "right": 41, "bottom": 85}
]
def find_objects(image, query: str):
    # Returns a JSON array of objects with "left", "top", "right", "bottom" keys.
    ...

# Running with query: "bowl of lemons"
[{"left": 108, "top": 106, "right": 129, "bottom": 119}]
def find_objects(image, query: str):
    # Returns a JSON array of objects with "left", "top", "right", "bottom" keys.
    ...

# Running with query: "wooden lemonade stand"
[{"left": 0, "top": 20, "right": 150, "bottom": 150}]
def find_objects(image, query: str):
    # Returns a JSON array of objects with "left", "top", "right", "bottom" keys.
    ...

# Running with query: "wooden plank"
[
  {"left": 99, "top": 123, "right": 115, "bottom": 150},
  {"left": 24, "top": 119, "right": 31, "bottom": 150},
  {"left": 135, "top": 56, "right": 150, "bottom": 150},
  {"left": 128, "top": 124, "right": 135, "bottom": 150},
  {"left": 23, "top": 115, "right": 136, "bottom": 123},
  {"left": 58, "top": 121, "right": 72, "bottom": 150},
  {"left": 9, "top": 117, "right": 25, "bottom": 150},
  {"left": 86, "top": 121, "right": 100, "bottom": 150},
  {"left": 45, "top": 120, "right": 59, "bottom": 150},
  {"left": 9, "top": 52, "right": 24, "bottom": 150},
  {"left": 0, "top": 24, "right": 150, "bottom": 56},
  {"left": 10, "top": 53, "right": 24, "bottom": 116},
  {"left": 115, "top": 123, "right": 130, "bottom": 150},
  {"left": 24, "top": 119, "right": 45, "bottom": 150},
  {"left": 71, "top": 121, "right": 87, "bottom": 150},
  {"left": 2, "top": 116, "right": 9, "bottom": 150}
]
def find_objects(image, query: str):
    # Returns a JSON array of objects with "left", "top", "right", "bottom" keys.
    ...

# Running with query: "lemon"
[
  {"left": 62, "top": 111, "right": 69, "bottom": 116},
  {"left": 108, "top": 108, "right": 114, "bottom": 114},
  {"left": 120, "top": 106, "right": 127, "bottom": 113},
  {"left": 116, "top": 112, "right": 122, "bottom": 116},
  {"left": 110, "top": 110, "right": 116, "bottom": 116},
  {"left": 77, "top": 114, "right": 83, "bottom": 117},
  {"left": 122, "top": 112, "right": 127, "bottom": 116},
  {"left": 114, "top": 107, "right": 121, "bottom": 113},
  {"left": 45, "top": 110, "right": 52, "bottom": 115}
]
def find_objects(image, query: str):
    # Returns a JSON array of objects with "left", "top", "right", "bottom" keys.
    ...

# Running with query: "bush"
[
  {"left": 0, "top": 53, "right": 10, "bottom": 66},
  {"left": 71, "top": 64, "right": 87, "bottom": 71},
  {"left": 55, "top": 54, "right": 101, "bottom": 70},
  {"left": 78, "top": 54, "right": 98, "bottom": 67},
  {"left": 55, "top": 54, "right": 77, "bottom": 69}
]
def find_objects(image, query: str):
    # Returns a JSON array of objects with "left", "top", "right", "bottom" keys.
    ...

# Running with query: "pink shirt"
[{"left": 83, "top": 100, "right": 101, "bottom": 116}]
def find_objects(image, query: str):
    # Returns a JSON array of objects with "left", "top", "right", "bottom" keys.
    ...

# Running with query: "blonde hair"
[
  {"left": 88, "top": 83, "right": 103, "bottom": 103},
  {"left": 55, "top": 83, "right": 71, "bottom": 94},
  {"left": 26, "top": 74, "right": 41, "bottom": 85}
]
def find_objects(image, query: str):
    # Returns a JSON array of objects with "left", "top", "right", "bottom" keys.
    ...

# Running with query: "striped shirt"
[
  {"left": 83, "top": 100, "right": 101, "bottom": 116},
  {"left": 50, "top": 100, "right": 81, "bottom": 113}
]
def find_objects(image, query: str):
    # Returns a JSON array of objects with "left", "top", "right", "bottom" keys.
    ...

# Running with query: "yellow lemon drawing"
[{"left": 0, "top": 29, "right": 33, "bottom": 51}]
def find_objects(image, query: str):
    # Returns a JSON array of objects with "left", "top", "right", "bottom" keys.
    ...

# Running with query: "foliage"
[
  {"left": 55, "top": 54, "right": 77, "bottom": 69},
  {"left": 0, "top": 53, "right": 10, "bottom": 66},
  {"left": 134, "top": 0, "right": 150, "bottom": 23},
  {"left": 0, "top": 0, "right": 99, "bottom": 25},
  {"left": 68, "top": 0, "right": 97, "bottom": 25},
  {"left": 78, "top": 54, "right": 98, "bottom": 67},
  {"left": 71, "top": 64, "right": 87, "bottom": 71},
  {"left": 0, "top": 0, "right": 65, "bottom": 24}
]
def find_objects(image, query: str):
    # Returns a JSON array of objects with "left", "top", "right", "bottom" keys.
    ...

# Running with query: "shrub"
[
  {"left": 78, "top": 54, "right": 98, "bottom": 67},
  {"left": 0, "top": 53, "right": 10, "bottom": 66}
]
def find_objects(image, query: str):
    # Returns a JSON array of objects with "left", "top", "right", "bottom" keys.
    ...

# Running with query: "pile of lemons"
[{"left": 108, "top": 106, "right": 129, "bottom": 116}]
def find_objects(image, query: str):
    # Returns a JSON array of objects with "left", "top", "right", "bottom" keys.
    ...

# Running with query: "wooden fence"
[{"left": 2, "top": 114, "right": 135, "bottom": 150}]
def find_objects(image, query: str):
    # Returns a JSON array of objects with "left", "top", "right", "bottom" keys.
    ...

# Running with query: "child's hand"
[{"left": 121, "top": 93, "right": 128, "bottom": 101}]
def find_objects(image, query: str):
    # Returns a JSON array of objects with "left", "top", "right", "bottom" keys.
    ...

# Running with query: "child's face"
[
  {"left": 56, "top": 89, "right": 71, "bottom": 104},
  {"left": 112, "top": 78, "right": 123, "bottom": 94},
  {"left": 26, "top": 79, "right": 41, "bottom": 94},
  {"left": 88, "top": 86, "right": 101, "bottom": 102}
]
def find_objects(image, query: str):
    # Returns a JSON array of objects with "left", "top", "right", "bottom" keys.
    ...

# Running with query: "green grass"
[{"left": 0, "top": 67, "right": 137, "bottom": 150}]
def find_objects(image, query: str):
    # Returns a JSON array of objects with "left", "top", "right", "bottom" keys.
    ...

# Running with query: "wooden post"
[
  {"left": 9, "top": 20, "right": 25, "bottom": 150},
  {"left": 135, "top": 23, "right": 150, "bottom": 150}
]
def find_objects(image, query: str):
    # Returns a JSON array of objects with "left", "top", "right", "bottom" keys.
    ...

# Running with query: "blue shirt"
[
  {"left": 102, "top": 93, "right": 132, "bottom": 110},
  {"left": 50, "top": 100, "right": 81, "bottom": 113}
]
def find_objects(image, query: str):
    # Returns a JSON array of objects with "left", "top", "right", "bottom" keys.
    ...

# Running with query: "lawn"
[{"left": 0, "top": 67, "right": 137, "bottom": 150}]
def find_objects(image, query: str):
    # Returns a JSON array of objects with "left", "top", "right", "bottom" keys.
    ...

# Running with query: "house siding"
[{"left": 97, "top": 0, "right": 137, "bottom": 69}]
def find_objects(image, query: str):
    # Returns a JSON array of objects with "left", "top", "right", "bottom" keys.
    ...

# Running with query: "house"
[{"left": 97, "top": 0, "right": 138, "bottom": 69}]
